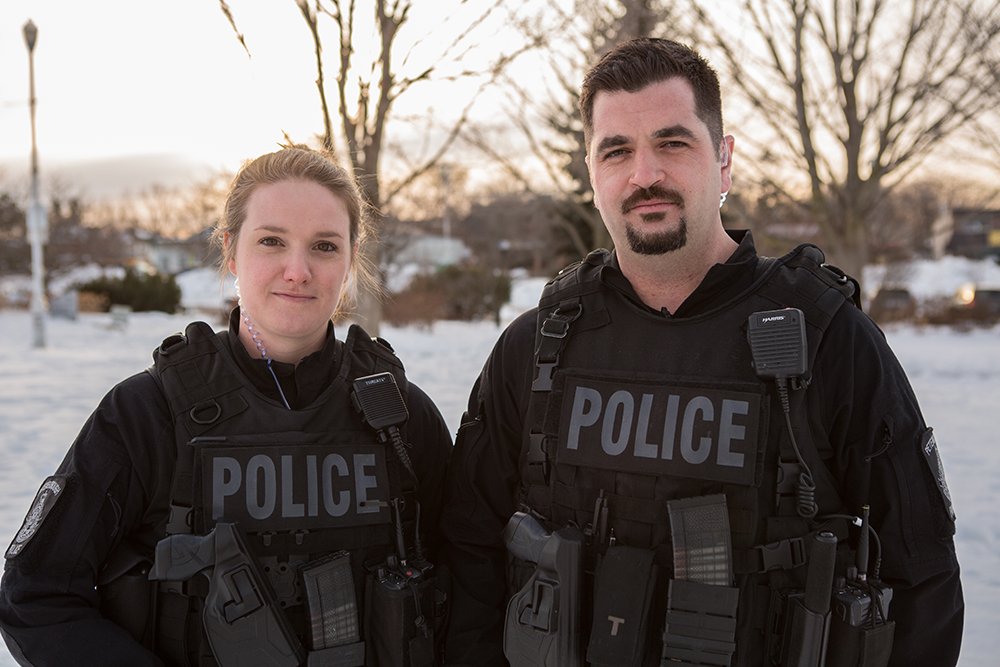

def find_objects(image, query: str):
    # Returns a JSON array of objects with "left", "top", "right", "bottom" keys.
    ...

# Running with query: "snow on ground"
[
  {"left": 863, "top": 255, "right": 1000, "bottom": 301},
  {"left": 0, "top": 301, "right": 997, "bottom": 665}
]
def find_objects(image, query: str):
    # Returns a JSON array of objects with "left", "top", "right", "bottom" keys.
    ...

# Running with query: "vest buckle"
[
  {"left": 539, "top": 304, "right": 582, "bottom": 339},
  {"left": 532, "top": 362, "right": 557, "bottom": 392},
  {"left": 753, "top": 536, "right": 807, "bottom": 572},
  {"left": 525, "top": 433, "right": 550, "bottom": 484}
]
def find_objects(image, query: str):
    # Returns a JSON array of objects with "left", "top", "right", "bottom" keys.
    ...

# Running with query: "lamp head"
[{"left": 23, "top": 20, "right": 38, "bottom": 52}]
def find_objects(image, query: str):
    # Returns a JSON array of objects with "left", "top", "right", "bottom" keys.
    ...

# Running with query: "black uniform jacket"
[
  {"left": 440, "top": 232, "right": 963, "bottom": 667},
  {"left": 0, "top": 314, "right": 452, "bottom": 666}
]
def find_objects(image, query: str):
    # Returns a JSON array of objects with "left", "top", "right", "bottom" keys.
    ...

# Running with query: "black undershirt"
[{"left": 225, "top": 308, "right": 341, "bottom": 409}]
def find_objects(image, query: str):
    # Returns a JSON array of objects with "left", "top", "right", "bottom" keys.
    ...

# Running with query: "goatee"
[{"left": 626, "top": 216, "right": 688, "bottom": 255}]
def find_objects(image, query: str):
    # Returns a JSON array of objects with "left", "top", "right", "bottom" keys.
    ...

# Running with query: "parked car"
[
  {"left": 868, "top": 287, "right": 917, "bottom": 323},
  {"left": 950, "top": 283, "right": 1000, "bottom": 323}
]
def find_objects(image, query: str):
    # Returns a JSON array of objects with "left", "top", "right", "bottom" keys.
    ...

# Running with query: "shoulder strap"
[
  {"left": 759, "top": 244, "right": 861, "bottom": 312},
  {"left": 520, "top": 252, "right": 611, "bottom": 498},
  {"left": 339, "top": 323, "right": 408, "bottom": 395}
]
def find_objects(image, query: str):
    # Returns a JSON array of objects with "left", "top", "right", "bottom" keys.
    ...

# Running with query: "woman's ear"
[{"left": 224, "top": 231, "right": 237, "bottom": 276}]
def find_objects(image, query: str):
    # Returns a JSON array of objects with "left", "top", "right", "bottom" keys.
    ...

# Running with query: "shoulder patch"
[
  {"left": 921, "top": 428, "right": 956, "bottom": 522},
  {"left": 6, "top": 475, "right": 68, "bottom": 559}
]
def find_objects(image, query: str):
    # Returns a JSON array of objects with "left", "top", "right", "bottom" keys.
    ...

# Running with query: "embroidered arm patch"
[
  {"left": 921, "top": 429, "right": 956, "bottom": 522},
  {"left": 5, "top": 475, "right": 67, "bottom": 559}
]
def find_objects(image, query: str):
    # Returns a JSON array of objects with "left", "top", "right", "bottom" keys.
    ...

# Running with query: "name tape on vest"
[
  {"left": 196, "top": 442, "right": 391, "bottom": 531},
  {"left": 557, "top": 376, "right": 763, "bottom": 485}
]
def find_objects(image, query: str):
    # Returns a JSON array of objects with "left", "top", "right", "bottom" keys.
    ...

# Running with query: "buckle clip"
[
  {"left": 754, "top": 537, "right": 806, "bottom": 572},
  {"left": 539, "top": 304, "right": 582, "bottom": 339}
]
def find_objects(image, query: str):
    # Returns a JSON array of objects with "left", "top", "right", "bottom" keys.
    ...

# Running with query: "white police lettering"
[
  {"left": 567, "top": 387, "right": 746, "bottom": 467},
  {"left": 559, "top": 377, "right": 763, "bottom": 485},
  {"left": 210, "top": 448, "right": 388, "bottom": 525},
  {"left": 353, "top": 453, "right": 379, "bottom": 514}
]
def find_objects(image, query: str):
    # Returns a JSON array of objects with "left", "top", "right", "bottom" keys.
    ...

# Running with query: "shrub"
[
  {"left": 77, "top": 269, "right": 181, "bottom": 313},
  {"left": 385, "top": 264, "right": 511, "bottom": 326}
]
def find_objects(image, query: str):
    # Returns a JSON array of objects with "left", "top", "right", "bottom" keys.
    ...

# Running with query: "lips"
[
  {"left": 274, "top": 291, "right": 315, "bottom": 301},
  {"left": 621, "top": 186, "right": 684, "bottom": 214},
  {"left": 628, "top": 200, "right": 678, "bottom": 212}
]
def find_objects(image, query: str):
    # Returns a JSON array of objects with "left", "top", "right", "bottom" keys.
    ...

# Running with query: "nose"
[
  {"left": 283, "top": 249, "right": 312, "bottom": 283},
  {"left": 628, "top": 148, "right": 664, "bottom": 190}
]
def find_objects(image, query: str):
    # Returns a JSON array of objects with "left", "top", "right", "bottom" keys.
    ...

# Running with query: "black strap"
[{"left": 521, "top": 300, "right": 583, "bottom": 494}]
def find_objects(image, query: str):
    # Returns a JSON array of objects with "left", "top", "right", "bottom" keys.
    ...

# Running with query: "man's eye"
[{"left": 603, "top": 148, "right": 628, "bottom": 160}]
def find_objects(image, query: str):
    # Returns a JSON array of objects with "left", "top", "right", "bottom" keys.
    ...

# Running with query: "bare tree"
[
  {"left": 92, "top": 172, "right": 231, "bottom": 240},
  {"left": 464, "top": 0, "right": 687, "bottom": 258},
  {"left": 218, "top": 0, "right": 538, "bottom": 333},
  {"left": 692, "top": 0, "right": 1000, "bottom": 278}
]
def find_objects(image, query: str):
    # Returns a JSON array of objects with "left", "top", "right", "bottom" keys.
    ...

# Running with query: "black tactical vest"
[
  {"left": 150, "top": 321, "right": 412, "bottom": 666},
  {"left": 519, "top": 245, "right": 860, "bottom": 666}
]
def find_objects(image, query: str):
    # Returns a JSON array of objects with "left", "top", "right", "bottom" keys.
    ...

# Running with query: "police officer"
[
  {"left": 440, "top": 39, "right": 962, "bottom": 667},
  {"left": 0, "top": 147, "right": 452, "bottom": 666}
]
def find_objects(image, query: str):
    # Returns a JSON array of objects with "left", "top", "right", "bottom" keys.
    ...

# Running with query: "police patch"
[
  {"left": 557, "top": 375, "right": 764, "bottom": 485},
  {"left": 6, "top": 475, "right": 67, "bottom": 559},
  {"left": 921, "top": 428, "right": 956, "bottom": 522},
  {"left": 193, "top": 439, "right": 392, "bottom": 532}
]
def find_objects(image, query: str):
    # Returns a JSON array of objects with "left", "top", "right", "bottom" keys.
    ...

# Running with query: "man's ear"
[
  {"left": 720, "top": 134, "right": 735, "bottom": 193},
  {"left": 585, "top": 153, "right": 601, "bottom": 211}
]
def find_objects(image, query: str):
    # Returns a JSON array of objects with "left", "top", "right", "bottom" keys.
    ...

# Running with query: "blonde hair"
[{"left": 213, "top": 146, "right": 377, "bottom": 316}]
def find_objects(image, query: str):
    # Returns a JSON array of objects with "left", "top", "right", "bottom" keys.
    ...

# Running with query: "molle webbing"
[
  {"left": 522, "top": 243, "right": 855, "bottom": 543},
  {"left": 149, "top": 322, "right": 409, "bottom": 533}
]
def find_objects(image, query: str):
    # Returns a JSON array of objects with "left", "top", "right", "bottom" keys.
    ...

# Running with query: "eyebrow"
[
  {"left": 255, "top": 224, "right": 345, "bottom": 239},
  {"left": 595, "top": 135, "right": 629, "bottom": 155},
  {"left": 595, "top": 124, "right": 698, "bottom": 155},
  {"left": 653, "top": 124, "right": 697, "bottom": 141}
]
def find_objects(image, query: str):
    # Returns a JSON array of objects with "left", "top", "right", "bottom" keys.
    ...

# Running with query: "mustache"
[{"left": 621, "top": 186, "right": 684, "bottom": 214}]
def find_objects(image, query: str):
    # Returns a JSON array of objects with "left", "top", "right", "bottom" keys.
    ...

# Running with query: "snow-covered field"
[{"left": 0, "top": 307, "right": 997, "bottom": 666}]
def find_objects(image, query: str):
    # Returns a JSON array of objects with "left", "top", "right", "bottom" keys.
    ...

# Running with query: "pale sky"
[
  {"left": 0, "top": 0, "right": 518, "bottom": 195},
  {"left": 2, "top": 2, "right": 322, "bottom": 166}
]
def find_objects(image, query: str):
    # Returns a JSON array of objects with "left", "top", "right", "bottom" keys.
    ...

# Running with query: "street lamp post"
[{"left": 23, "top": 19, "right": 47, "bottom": 348}]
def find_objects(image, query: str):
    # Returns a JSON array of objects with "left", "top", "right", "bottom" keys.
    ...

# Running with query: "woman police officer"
[{"left": 0, "top": 146, "right": 452, "bottom": 666}]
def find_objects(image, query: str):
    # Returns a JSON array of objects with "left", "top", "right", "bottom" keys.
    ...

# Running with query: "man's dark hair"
[{"left": 579, "top": 38, "right": 724, "bottom": 157}]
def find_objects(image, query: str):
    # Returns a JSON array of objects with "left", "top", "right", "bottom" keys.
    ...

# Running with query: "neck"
[
  {"left": 237, "top": 320, "right": 325, "bottom": 366},
  {"left": 618, "top": 228, "right": 738, "bottom": 313}
]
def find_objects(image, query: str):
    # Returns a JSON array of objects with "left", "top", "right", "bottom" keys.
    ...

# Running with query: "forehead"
[
  {"left": 589, "top": 77, "right": 706, "bottom": 145},
  {"left": 243, "top": 179, "right": 349, "bottom": 228}
]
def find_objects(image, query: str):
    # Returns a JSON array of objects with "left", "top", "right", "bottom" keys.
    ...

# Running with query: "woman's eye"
[
  {"left": 315, "top": 241, "right": 338, "bottom": 253},
  {"left": 259, "top": 236, "right": 281, "bottom": 247}
]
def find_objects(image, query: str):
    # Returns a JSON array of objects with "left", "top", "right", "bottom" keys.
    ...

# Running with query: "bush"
[
  {"left": 385, "top": 264, "right": 511, "bottom": 326},
  {"left": 77, "top": 269, "right": 181, "bottom": 313}
]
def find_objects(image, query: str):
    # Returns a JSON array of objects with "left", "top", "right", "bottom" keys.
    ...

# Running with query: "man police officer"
[{"left": 439, "top": 38, "right": 962, "bottom": 667}]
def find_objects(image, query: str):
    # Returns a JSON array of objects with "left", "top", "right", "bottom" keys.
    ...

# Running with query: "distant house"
[
  {"left": 129, "top": 228, "right": 214, "bottom": 275},
  {"left": 941, "top": 208, "right": 1000, "bottom": 261},
  {"left": 383, "top": 231, "right": 473, "bottom": 293},
  {"left": 392, "top": 234, "right": 471, "bottom": 268}
]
